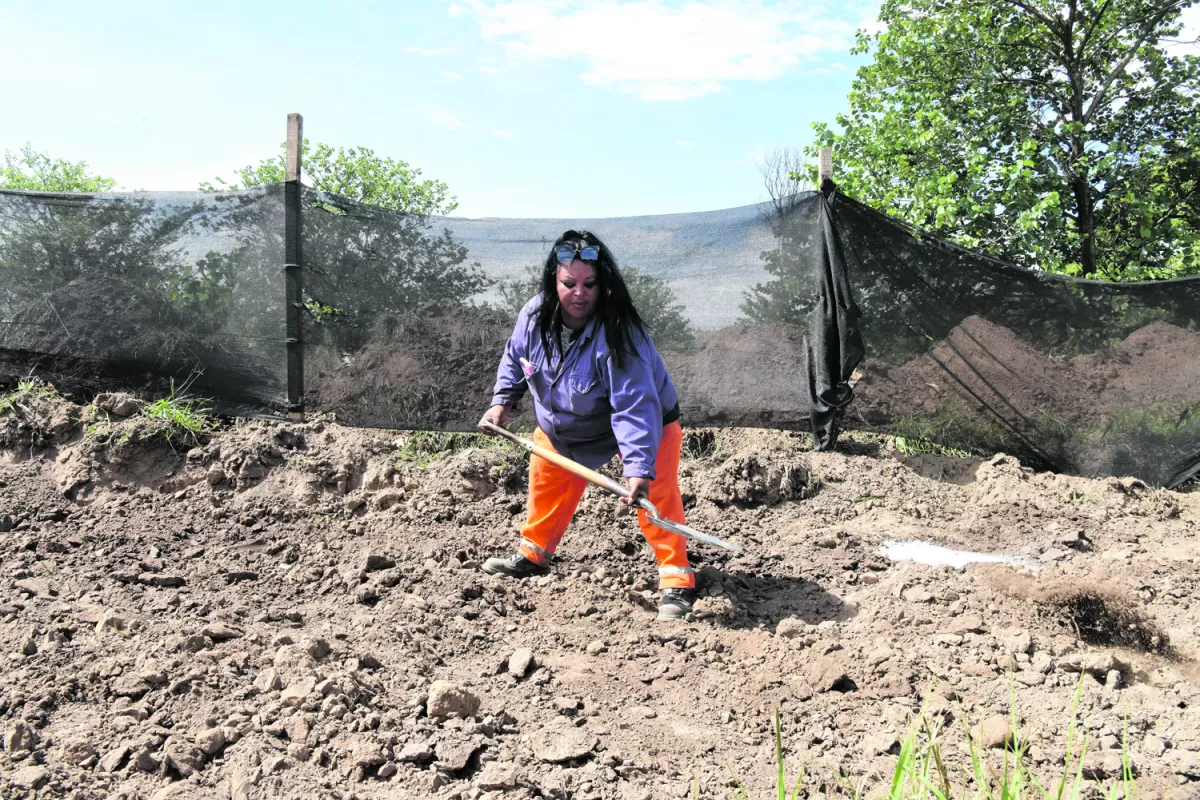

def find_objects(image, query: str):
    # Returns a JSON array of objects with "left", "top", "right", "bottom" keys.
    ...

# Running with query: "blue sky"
[{"left": 0, "top": 0, "right": 888, "bottom": 218}]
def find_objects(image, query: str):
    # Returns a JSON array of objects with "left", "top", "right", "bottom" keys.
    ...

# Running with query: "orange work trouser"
[{"left": 517, "top": 421, "right": 695, "bottom": 590}]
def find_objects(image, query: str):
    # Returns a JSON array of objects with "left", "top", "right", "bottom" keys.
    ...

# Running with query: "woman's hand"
[
  {"left": 478, "top": 404, "right": 511, "bottom": 434},
  {"left": 621, "top": 476, "right": 650, "bottom": 506}
]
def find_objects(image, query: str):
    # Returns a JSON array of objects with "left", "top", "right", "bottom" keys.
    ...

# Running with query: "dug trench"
[{"left": 1, "top": 391, "right": 1199, "bottom": 799}]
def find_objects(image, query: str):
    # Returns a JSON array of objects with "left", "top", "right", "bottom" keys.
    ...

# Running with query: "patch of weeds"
[
  {"left": 706, "top": 680, "right": 1139, "bottom": 799},
  {"left": 82, "top": 378, "right": 215, "bottom": 454},
  {"left": 891, "top": 435, "right": 974, "bottom": 459},
  {"left": 83, "top": 418, "right": 119, "bottom": 448},
  {"left": 682, "top": 429, "right": 724, "bottom": 462},
  {"left": 0, "top": 377, "right": 68, "bottom": 450},
  {"left": 284, "top": 453, "right": 320, "bottom": 471},
  {"left": 392, "top": 429, "right": 527, "bottom": 469},
  {"left": 139, "top": 379, "right": 212, "bottom": 448},
  {"left": 888, "top": 408, "right": 1017, "bottom": 459},
  {"left": 310, "top": 511, "right": 338, "bottom": 528},
  {"left": 1076, "top": 401, "right": 1200, "bottom": 486},
  {"left": 0, "top": 376, "right": 56, "bottom": 414}
]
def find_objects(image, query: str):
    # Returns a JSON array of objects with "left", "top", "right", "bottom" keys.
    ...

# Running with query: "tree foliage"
[
  {"left": 803, "top": 0, "right": 1200, "bottom": 281},
  {"left": 198, "top": 141, "right": 486, "bottom": 349},
  {"left": 299, "top": 199, "right": 490, "bottom": 350},
  {"left": 1, "top": 143, "right": 116, "bottom": 193},
  {"left": 498, "top": 265, "right": 697, "bottom": 352},
  {"left": 200, "top": 139, "right": 457, "bottom": 216}
]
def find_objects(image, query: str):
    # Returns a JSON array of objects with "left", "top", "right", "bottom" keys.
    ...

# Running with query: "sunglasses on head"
[{"left": 555, "top": 242, "right": 600, "bottom": 264}]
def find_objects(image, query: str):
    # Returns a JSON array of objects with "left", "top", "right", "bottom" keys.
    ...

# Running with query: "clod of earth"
[
  {"left": 426, "top": 681, "right": 481, "bottom": 720},
  {"left": 507, "top": 647, "right": 536, "bottom": 678},
  {"left": 531, "top": 724, "right": 598, "bottom": 763}
]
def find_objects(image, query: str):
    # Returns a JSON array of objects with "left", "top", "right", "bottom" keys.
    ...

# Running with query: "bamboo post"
[{"left": 284, "top": 113, "right": 305, "bottom": 421}]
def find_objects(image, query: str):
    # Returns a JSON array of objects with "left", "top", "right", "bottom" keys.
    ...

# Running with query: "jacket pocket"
[{"left": 562, "top": 373, "right": 607, "bottom": 417}]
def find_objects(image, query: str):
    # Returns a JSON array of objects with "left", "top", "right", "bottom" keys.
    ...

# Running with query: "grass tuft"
[
  {"left": 391, "top": 428, "right": 528, "bottom": 469},
  {"left": 891, "top": 435, "right": 975, "bottom": 459},
  {"left": 706, "top": 681, "right": 1138, "bottom": 799},
  {"left": 140, "top": 379, "right": 212, "bottom": 447},
  {"left": 84, "top": 378, "right": 214, "bottom": 451},
  {"left": 0, "top": 376, "right": 59, "bottom": 415}
]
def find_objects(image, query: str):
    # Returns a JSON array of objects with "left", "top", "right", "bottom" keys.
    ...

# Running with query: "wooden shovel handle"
[
  {"left": 478, "top": 420, "right": 630, "bottom": 499},
  {"left": 480, "top": 420, "right": 742, "bottom": 552}
]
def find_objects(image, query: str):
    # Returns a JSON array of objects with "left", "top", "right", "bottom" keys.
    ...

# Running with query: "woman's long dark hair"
[{"left": 535, "top": 229, "right": 647, "bottom": 369}]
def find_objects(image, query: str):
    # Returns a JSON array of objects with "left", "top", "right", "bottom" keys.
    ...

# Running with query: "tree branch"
[
  {"left": 1088, "top": 0, "right": 1188, "bottom": 58},
  {"left": 1083, "top": 6, "right": 1180, "bottom": 124},
  {"left": 996, "top": 0, "right": 1062, "bottom": 36},
  {"left": 1079, "top": 0, "right": 1114, "bottom": 53}
]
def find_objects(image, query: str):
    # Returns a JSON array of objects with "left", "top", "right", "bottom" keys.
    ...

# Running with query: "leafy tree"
[
  {"left": 740, "top": 194, "right": 826, "bottom": 327},
  {"left": 802, "top": 0, "right": 1200, "bottom": 281},
  {"left": 499, "top": 265, "right": 697, "bottom": 352},
  {"left": 200, "top": 140, "right": 485, "bottom": 351},
  {"left": 299, "top": 199, "right": 490, "bottom": 349},
  {"left": 1, "top": 143, "right": 116, "bottom": 193},
  {"left": 200, "top": 139, "right": 457, "bottom": 215}
]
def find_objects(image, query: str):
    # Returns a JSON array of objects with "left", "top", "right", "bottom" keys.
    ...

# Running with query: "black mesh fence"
[
  {"left": 0, "top": 186, "right": 287, "bottom": 416},
  {"left": 834, "top": 195, "right": 1200, "bottom": 487},
  {"left": 300, "top": 187, "right": 827, "bottom": 437},
  {"left": 2, "top": 183, "right": 1197, "bottom": 486}
]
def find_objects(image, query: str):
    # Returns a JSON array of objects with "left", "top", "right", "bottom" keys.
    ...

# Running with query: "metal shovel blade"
[{"left": 638, "top": 499, "right": 743, "bottom": 553}]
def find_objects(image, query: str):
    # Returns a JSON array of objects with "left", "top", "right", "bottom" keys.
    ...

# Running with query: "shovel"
[{"left": 478, "top": 420, "right": 743, "bottom": 553}]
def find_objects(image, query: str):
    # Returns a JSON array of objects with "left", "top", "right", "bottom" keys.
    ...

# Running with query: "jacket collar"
[{"left": 550, "top": 313, "right": 600, "bottom": 385}]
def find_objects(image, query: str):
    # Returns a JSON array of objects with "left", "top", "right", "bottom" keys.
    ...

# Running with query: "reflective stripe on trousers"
[{"left": 517, "top": 421, "right": 694, "bottom": 589}]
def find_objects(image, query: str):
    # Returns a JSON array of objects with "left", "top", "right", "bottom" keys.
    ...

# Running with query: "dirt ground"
[{"left": 2, "top": 390, "right": 1199, "bottom": 800}]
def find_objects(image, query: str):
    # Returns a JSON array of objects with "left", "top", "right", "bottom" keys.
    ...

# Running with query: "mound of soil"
[
  {"left": 305, "top": 313, "right": 816, "bottom": 434},
  {"left": 849, "top": 317, "right": 1200, "bottom": 481},
  {"left": 2, "top": 394, "right": 1199, "bottom": 799},
  {"left": 304, "top": 309, "right": 516, "bottom": 431},
  {"left": 665, "top": 324, "right": 810, "bottom": 428}
]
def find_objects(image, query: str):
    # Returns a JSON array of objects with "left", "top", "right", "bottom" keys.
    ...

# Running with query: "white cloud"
[
  {"left": 405, "top": 46, "right": 460, "bottom": 56},
  {"left": 479, "top": 65, "right": 501, "bottom": 74},
  {"left": 449, "top": 0, "right": 865, "bottom": 101},
  {"left": 677, "top": 139, "right": 697, "bottom": 148},
  {"left": 493, "top": 128, "right": 512, "bottom": 138},
  {"left": 421, "top": 105, "right": 471, "bottom": 130},
  {"left": 442, "top": 71, "right": 463, "bottom": 79}
]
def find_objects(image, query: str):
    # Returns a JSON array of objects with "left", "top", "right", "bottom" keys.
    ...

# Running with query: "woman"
[{"left": 479, "top": 230, "right": 695, "bottom": 621}]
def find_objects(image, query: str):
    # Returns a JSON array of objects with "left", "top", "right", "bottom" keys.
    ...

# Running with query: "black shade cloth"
[
  {"left": 2, "top": 183, "right": 1196, "bottom": 487},
  {"left": 833, "top": 194, "right": 1200, "bottom": 488},
  {"left": 0, "top": 186, "right": 287, "bottom": 416}
]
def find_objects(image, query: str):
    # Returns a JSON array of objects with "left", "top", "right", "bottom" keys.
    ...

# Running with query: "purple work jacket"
[{"left": 490, "top": 297, "right": 679, "bottom": 479}]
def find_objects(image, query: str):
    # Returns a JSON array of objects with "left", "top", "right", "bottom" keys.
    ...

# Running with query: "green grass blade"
[
  {"left": 789, "top": 760, "right": 807, "bottom": 800},
  {"left": 725, "top": 761, "right": 751, "bottom": 800},
  {"left": 775, "top": 709, "right": 786, "bottom": 800}
]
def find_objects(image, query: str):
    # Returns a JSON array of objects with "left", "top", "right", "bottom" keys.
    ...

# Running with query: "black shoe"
[
  {"left": 482, "top": 553, "right": 550, "bottom": 579},
  {"left": 658, "top": 588, "right": 695, "bottom": 621}
]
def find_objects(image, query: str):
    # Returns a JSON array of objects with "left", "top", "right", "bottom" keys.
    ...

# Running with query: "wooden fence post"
[
  {"left": 284, "top": 113, "right": 305, "bottom": 422},
  {"left": 819, "top": 147, "right": 834, "bottom": 193}
]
